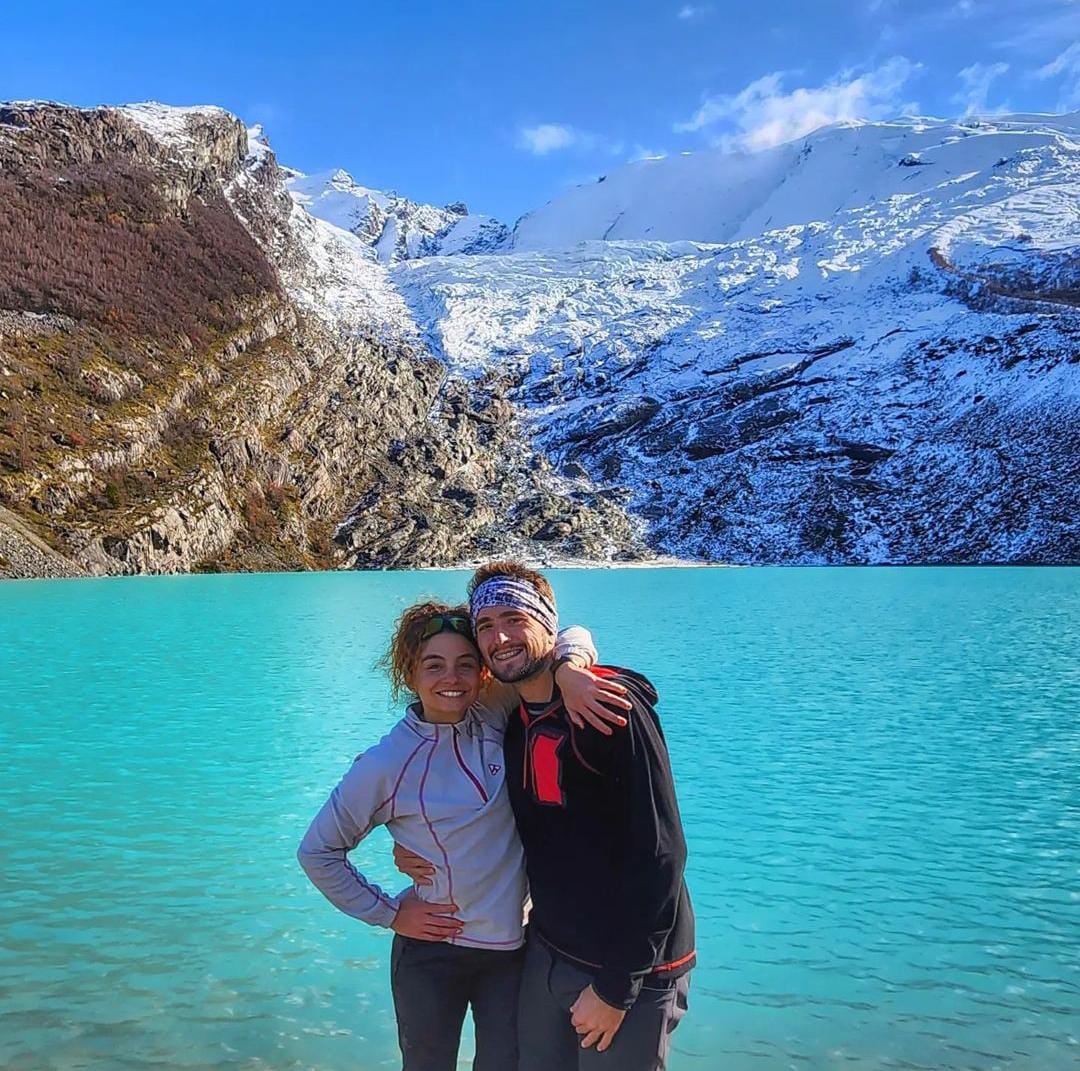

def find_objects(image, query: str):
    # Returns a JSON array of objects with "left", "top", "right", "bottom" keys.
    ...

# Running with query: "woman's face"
[{"left": 409, "top": 631, "right": 482, "bottom": 723}]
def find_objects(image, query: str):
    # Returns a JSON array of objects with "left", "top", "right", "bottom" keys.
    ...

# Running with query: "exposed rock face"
[
  {"left": 0, "top": 101, "right": 646, "bottom": 578},
  {"left": 0, "top": 102, "right": 247, "bottom": 210},
  {"left": 332, "top": 371, "right": 647, "bottom": 568},
  {"left": 4, "top": 103, "right": 1076, "bottom": 577}
]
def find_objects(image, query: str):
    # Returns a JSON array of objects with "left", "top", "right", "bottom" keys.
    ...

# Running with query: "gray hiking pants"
[{"left": 517, "top": 931, "right": 690, "bottom": 1071}]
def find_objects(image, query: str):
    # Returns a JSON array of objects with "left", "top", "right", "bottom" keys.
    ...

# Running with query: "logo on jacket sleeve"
[{"left": 488, "top": 763, "right": 502, "bottom": 776}]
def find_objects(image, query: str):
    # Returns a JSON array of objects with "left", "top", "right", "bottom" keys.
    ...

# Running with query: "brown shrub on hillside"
[
  {"left": 0, "top": 401, "right": 31, "bottom": 473},
  {"left": 241, "top": 482, "right": 299, "bottom": 543},
  {"left": 0, "top": 160, "right": 279, "bottom": 343}
]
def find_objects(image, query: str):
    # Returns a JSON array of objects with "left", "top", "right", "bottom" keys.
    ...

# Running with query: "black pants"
[
  {"left": 390, "top": 935, "right": 525, "bottom": 1071},
  {"left": 517, "top": 931, "right": 690, "bottom": 1071}
]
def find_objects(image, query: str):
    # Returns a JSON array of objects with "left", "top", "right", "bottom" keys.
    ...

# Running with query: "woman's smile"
[{"left": 412, "top": 631, "right": 482, "bottom": 722}]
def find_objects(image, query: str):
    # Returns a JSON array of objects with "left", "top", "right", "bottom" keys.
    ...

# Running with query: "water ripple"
[{"left": 1, "top": 568, "right": 1078, "bottom": 1069}]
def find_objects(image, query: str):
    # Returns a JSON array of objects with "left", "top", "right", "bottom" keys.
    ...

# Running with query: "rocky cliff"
[
  {"left": 0, "top": 102, "right": 646, "bottom": 578},
  {"left": 287, "top": 164, "right": 510, "bottom": 263},
  {"left": 1, "top": 103, "right": 1077, "bottom": 578}
]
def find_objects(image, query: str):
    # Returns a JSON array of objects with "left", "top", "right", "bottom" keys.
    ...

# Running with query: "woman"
[{"left": 297, "top": 601, "right": 628, "bottom": 1071}]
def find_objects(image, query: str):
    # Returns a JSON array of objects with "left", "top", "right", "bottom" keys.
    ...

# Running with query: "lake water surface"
[{"left": 1, "top": 567, "right": 1077, "bottom": 1070}]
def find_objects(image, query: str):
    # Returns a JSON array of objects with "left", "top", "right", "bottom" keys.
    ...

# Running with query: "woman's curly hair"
[{"left": 381, "top": 600, "right": 486, "bottom": 702}]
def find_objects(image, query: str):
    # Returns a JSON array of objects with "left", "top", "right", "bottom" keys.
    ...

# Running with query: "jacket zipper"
[{"left": 452, "top": 730, "right": 489, "bottom": 803}]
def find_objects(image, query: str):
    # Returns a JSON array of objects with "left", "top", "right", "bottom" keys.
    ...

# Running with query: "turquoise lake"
[{"left": 1, "top": 567, "right": 1078, "bottom": 1070}]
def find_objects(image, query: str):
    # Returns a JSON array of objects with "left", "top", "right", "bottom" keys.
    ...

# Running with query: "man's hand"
[
  {"left": 570, "top": 984, "right": 626, "bottom": 1051},
  {"left": 390, "top": 889, "right": 462, "bottom": 941},
  {"left": 393, "top": 842, "right": 436, "bottom": 886},
  {"left": 556, "top": 664, "right": 632, "bottom": 735}
]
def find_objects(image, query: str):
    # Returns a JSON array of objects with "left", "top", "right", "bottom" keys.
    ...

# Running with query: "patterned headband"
[{"left": 469, "top": 576, "right": 559, "bottom": 635}]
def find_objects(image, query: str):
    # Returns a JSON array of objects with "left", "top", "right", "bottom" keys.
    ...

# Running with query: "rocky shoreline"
[{"left": 0, "top": 505, "right": 85, "bottom": 579}]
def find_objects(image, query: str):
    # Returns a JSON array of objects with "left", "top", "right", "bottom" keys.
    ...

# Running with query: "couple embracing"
[{"left": 298, "top": 561, "right": 695, "bottom": 1070}]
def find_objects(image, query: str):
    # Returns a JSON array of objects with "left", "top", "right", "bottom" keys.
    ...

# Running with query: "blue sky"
[{"left": 2, "top": 1, "right": 1078, "bottom": 221}]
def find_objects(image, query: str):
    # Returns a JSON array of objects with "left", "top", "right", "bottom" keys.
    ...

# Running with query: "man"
[{"left": 465, "top": 561, "right": 694, "bottom": 1070}]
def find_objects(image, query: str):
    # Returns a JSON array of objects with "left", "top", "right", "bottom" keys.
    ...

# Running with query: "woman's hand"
[
  {"left": 393, "top": 842, "right": 436, "bottom": 886},
  {"left": 555, "top": 663, "right": 632, "bottom": 735},
  {"left": 390, "top": 889, "right": 463, "bottom": 941}
]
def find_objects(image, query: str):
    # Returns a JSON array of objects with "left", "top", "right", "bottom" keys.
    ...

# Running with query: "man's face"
[{"left": 474, "top": 605, "right": 554, "bottom": 683}]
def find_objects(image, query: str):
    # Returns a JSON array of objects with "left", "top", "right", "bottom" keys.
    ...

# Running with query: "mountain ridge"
[
  {"left": 0, "top": 101, "right": 645, "bottom": 577},
  {"left": 1, "top": 100, "right": 1076, "bottom": 575}
]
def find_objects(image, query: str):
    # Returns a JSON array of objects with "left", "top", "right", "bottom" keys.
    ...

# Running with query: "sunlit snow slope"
[
  {"left": 259, "top": 112, "right": 1071, "bottom": 565},
  {"left": 286, "top": 113, "right": 1080, "bottom": 562},
  {"left": 511, "top": 114, "right": 1080, "bottom": 251}
]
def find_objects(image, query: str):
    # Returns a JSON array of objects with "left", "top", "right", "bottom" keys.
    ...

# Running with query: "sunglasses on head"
[{"left": 420, "top": 614, "right": 473, "bottom": 641}]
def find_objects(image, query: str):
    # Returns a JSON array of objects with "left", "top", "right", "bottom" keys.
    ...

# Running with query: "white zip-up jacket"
[{"left": 296, "top": 628, "right": 594, "bottom": 950}]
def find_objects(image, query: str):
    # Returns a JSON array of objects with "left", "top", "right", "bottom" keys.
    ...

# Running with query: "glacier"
[{"left": 282, "top": 112, "right": 1080, "bottom": 563}]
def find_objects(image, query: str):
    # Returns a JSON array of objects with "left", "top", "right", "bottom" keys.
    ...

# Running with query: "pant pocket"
[{"left": 548, "top": 954, "right": 596, "bottom": 1011}]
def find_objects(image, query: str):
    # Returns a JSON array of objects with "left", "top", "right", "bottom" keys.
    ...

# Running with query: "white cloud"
[
  {"left": 517, "top": 123, "right": 581, "bottom": 155},
  {"left": 677, "top": 4, "right": 710, "bottom": 19},
  {"left": 516, "top": 123, "right": 625, "bottom": 157},
  {"left": 674, "top": 57, "right": 920, "bottom": 151},
  {"left": 1039, "top": 40, "right": 1080, "bottom": 77},
  {"left": 953, "top": 61, "right": 1010, "bottom": 115},
  {"left": 1036, "top": 40, "right": 1080, "bottom": 109}
]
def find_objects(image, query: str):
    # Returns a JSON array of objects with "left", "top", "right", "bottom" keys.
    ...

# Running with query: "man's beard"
[{"left": 488, "top": 653, "right": 549, "bottom": 684}]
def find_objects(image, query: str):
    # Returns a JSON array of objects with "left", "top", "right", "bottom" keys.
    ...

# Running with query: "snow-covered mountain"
[
  {"left": 0, "top": 101, "right": 645, "bottom": 578},
  {"left": 511, "top": 113, "right": 1080, "bottom": 250},
  {"left": 2, "top": 102, "right": 1076, "bottom": 573},
  {"left": 293, "top": 111, "right": 1080, "bottom": 562},
  {"left": 287, "top": 163, "right": 509, "bottom": 263}
]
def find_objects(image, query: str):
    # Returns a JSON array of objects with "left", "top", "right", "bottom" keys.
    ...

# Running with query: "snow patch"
[{"left": 121, "top": 101, "right": 233, "bottom": 152}]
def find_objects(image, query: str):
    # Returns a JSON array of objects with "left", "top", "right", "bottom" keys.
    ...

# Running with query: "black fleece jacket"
[{"left": 504, "top": 665, "right": 696, "bottom": 1009}]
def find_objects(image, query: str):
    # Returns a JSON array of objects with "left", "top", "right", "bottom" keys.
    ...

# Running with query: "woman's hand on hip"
[{"left": 390, "top": 890, "right": 462, "bottom": 941}]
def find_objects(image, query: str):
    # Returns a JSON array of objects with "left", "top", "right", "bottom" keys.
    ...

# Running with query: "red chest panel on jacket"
[{"left": 529, "top": 729, "right": 566, "bottom": 806}]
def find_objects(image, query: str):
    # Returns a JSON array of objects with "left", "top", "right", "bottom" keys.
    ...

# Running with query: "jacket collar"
[
  {"left": 404, "top": 702, "right": 479, "bottom": 738},
  {"left": 517, "top": 688, "right": 565, "bottom": 726}
]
